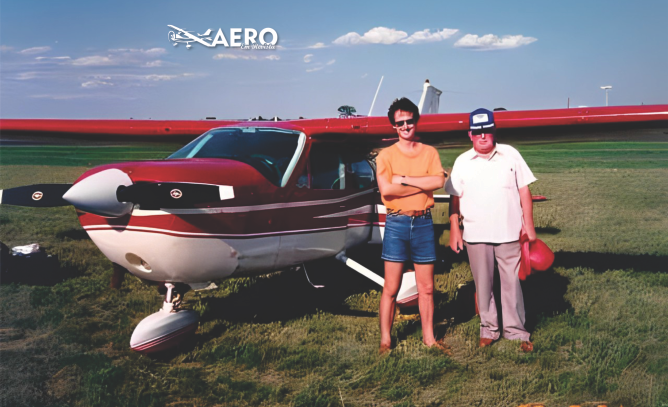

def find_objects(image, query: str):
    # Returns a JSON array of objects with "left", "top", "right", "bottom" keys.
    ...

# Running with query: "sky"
[{"left": 1, "top": 0, "right": 667, "bottom": 120}]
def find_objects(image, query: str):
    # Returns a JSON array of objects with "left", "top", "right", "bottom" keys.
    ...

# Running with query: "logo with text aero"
[{"left": 168, "top": 25, "right": 278, "bottom": 49}]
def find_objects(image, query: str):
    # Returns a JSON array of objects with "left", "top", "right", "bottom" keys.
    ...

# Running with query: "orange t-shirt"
[{"left": 376, "top": 143, "right": 444, "bottom": 212}]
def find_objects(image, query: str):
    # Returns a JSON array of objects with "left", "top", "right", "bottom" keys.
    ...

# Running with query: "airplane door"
[
  {"left": 341, "top": 152, "right": 376, "bottom": 248},
  {"left": 275, "top": 145, "right": 352, "bottom": 267}
]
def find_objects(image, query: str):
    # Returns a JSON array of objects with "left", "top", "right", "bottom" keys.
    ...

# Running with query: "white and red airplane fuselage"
[
  {"left": 78, "top": 158, "right": 384, "bottom": 284},
  {"left": 51, "top": 122, "right": 391, "bottom": 290}
]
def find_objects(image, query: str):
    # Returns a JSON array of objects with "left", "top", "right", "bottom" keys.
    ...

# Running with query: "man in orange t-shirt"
[{"left": 376, "top": 97, "right": 446, "bottom": 354}]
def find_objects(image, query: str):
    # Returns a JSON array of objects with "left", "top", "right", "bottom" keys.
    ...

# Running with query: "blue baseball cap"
[{"left": 469, "top": 108, "right": 495, "bottom": 135}]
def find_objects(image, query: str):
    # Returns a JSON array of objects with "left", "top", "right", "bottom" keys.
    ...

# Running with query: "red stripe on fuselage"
[
  {"left": 78, "top": 191, "right": 380, "bottom": 235},
  {"left": 84, "top": 224, "right": 349, "bottom": 239}
]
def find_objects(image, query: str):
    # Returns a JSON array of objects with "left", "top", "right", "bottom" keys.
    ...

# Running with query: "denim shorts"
[{"left": 381, "top": 213, "right": 437, "bottom": 264}]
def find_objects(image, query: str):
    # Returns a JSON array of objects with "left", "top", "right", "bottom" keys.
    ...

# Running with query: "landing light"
[{"left": 126, "top": 253, "right": 152, "bottom": 273}]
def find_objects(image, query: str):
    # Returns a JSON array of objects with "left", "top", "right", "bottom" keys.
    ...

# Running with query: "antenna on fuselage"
[{"left": 367, "top": 75, "right": 384, "bottom": 117}]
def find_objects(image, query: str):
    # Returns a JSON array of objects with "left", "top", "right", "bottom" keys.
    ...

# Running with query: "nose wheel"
[{"left": 130, "top": 282, "right": 199, "bottom": 353}]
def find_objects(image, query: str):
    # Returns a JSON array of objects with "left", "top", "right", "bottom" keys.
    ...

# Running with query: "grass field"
[{"left": 0, "top": 137, "right": 667, "bottom": 406}]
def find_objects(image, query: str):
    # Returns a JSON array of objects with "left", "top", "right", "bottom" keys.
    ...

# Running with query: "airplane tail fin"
[{"left": 418, "top": 79, "right": 442, "bottom": 115}]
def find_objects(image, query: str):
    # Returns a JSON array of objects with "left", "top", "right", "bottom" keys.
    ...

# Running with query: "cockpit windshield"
[{"left": 168, "top": 127, "right": 305, "bottom": 187}]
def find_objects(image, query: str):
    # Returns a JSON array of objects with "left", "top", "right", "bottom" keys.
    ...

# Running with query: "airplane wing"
[
  {"left": 1, "top": 105, "right": 666, "bottom": 142},
  {"left": 366, "top": 105, "right": 668, "bottom": 137},
  {"left": 0, "top": 118, "right": 242, "bottom": 139}
]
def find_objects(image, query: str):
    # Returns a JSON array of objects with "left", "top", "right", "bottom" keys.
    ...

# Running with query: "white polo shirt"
[{"left": 445, "top": 144, "right": 536, "bottom": 244}]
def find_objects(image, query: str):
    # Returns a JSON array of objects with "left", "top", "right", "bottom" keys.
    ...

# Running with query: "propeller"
[
  {"left": 0, "top": 184, "right": 72, "bottom": 207},
  {"left": 1, "top": 169, "right": 235, "bottom": 216},
  {"left": 117, "top": 182, "right": 232, "bottom": 210}
]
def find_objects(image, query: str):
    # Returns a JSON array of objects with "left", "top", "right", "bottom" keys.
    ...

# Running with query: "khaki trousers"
[{"left": 465, "top": 241, "right": 530, "bottom": 341}]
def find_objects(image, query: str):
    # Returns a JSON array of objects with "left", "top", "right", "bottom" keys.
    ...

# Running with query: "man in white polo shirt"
[{"left": 445, "top": 108, "right": 536, "bottom": 352}]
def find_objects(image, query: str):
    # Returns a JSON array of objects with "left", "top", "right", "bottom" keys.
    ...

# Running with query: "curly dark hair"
[{"left": 387, "top": 97, "right": 420, "bottom": 125}]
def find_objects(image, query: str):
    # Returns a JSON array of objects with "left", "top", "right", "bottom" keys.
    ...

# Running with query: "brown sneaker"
[
  {"left": 520, "top": 341, "right": 533, "bottom": 352},
  {"left": 479, "top": 338, "right": 494, "bottom": 348}
]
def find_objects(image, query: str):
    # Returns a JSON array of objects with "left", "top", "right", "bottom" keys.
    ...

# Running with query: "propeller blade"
[
  {"left": 0, "top": 184, "right": 72, "bottom": 207},
  {"left": 117, "top": 182, "right": 233, "bottom": 210}
]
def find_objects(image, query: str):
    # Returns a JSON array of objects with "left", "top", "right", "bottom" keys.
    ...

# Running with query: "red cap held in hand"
[{"left": 519, "top": 233, "right": 555, "bottom": 280}]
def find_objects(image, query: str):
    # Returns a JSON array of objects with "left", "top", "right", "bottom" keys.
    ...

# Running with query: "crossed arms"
[{"left": 377, "top": 173, "right": 445, "bottom": 199}]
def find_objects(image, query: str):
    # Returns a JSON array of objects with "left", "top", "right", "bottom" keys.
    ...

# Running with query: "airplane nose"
[{"left": 63, "top": 169, "right": 134, "bottom": 217}]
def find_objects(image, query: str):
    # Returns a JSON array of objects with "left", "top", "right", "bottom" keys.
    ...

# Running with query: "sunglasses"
[{"left": 393, "top": 119, "right": 416, "bottom": 127}]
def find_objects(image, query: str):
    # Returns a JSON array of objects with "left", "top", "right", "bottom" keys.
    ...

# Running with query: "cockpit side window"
[
  {"left": 310, "top": 146, "right": 345, "bottom": 190},
  {"left": 346, "top": 154, "right": 375, "bottom": 189},
  {"left": 306, "top": 146, "right": 375, "bottom": 190}
]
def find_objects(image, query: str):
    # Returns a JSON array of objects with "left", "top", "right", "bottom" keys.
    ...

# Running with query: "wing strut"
[{"left": 335, "top": 251, "right": 418, "bottom": 307}]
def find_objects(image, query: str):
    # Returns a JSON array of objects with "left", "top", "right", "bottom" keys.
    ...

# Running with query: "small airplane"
[
  {"left": 1, "top": 85, "right": 666, "bottom": 353},
  {"left": 168, "top": 25, "right": 213, "bottom": 48}
]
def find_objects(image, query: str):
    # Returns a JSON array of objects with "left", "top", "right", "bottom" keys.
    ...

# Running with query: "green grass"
[
  {"left": 0, "top": 144, "right": 183, "bottom": 167},
  {"left": 1, "top": 139, "right": 667, "bottom": 406}
]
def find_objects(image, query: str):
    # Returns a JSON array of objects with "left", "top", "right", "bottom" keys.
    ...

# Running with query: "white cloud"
[
  {"left": 361, "top": 73, "right": 368, "bottom": 78},
  {"left": 109, "top": 48, "right": 167, "bottom": 56},
  {"left": 307, "top": 42, "right": 326, "bottom": 49},
  {"left": 399, "top": 28, "right": 459, "bottom": 44},
  {"left": 303, "top": 54, "right": 313, "bottom": 63},
  {"left": 213, "top": 53, "right": 279, "bottom": 61},
  {"left": 332, "top": 32, "right": 364, "bottom": 46},
  {"left": 30, "top": 94, "right": 90, "bottom": 100},
  {"left": 131, "top": 73, "right": 198, "bottom": 82},
  {"left": 35, "top": 56, "right": 71, "bottom": 61},
  {"left": 72, "top": 55, "right": 114, "bottom": 66},
  {"left": 16, "top": 72, "right": 39, "bottom": 80},
  {"left": 138, "top": 48, "right": 166, "bottom": 56},
  {"left": 333, "top": 27, "right": 458, "bottom": 46},
  {"left": 71, "top": 48, "right": 169, "bottom": 66},
  {"left": 81, "top": 80, "right": 113, "bottom": 88},
  {"left": 143, "top": 74, "right": 182, "bottom": 81},
  {"left": 326, "top": 59, "right": 336, "bottom": 65},
  {"left": 214, "top": 53, "right": 256, "bottom": 60},
  {"left": 77, "top": 73, "right": 197, "bottom": 85},
  {"left": 143, "top": 60, "right": 164, "bottom": 67},
  {"left": 454, "top": 34, "right": 537, "bottom": 50},
  {"left": 19, "top": 46, "right": 51, "bottom": 55},
  {"left": 0, "top": 45, "right": 14, "bottom": 52},
  {"left": 306, "top": 66, "right": 324, "bottom": 73},
  {"left": 334, "top": 27, "right": 407, "bottom": 45}
]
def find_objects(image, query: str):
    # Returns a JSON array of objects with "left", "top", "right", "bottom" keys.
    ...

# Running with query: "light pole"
[{"left": 600, "top": 86, "right": 612, "bottom": 106}]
